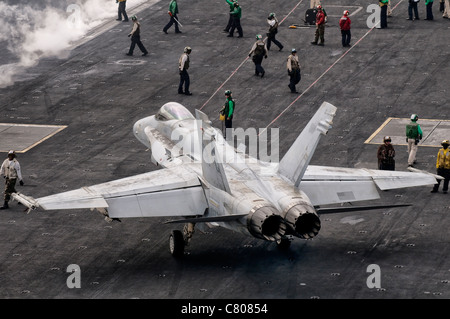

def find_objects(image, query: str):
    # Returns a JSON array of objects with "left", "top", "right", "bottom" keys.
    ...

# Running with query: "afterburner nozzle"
[
  {"left": 247, "top": 205, "right": 286, "bottom": 242},
  {"left": 283, "top": 204, "right": 321, "bottom": 239}
]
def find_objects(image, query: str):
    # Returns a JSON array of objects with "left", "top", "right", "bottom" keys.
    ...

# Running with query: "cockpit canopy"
[{"left": 155, "top": 102, "right": 195, "bottom": 121}]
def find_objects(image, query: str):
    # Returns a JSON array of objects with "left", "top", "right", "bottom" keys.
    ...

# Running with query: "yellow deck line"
[
  {"left": 365, "top": 118, "right": 450, "bottom": 147},
  {"left": 0, "top": 123, "right": 67, "bottom": 153}
]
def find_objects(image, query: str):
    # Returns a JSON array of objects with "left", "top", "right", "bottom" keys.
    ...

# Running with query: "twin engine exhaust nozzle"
[
  {"left": 247, "top": 203, "right": 321, "bottom": 242},
  {"left": 283, "top": 203, "right": 321, "bottom": 239}
]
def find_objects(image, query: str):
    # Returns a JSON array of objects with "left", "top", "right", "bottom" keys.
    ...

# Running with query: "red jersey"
[
  {"left": 339, "top": 15, "right": 351, "bottom": 30},
  {"left": 316, "top": 10, "right": 325, "bottom": 25}
]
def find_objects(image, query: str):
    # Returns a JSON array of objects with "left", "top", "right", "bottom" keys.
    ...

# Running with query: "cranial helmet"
[
  {"left": 442, "top": 140, "right": 450, "bottom": 146},
  {"left": 411, "top": 114, "right": 418, "bottom": 122},
  {"left": 256, "top": 34, "right": 262, "bottom": 40},
  {"left": 184, "top": 46, "right": 192, "bottom": 53},
  {"left": 291, "top": 48, "right": 297, "bottom": 53},
  {"left": 8, "top": 150, "right": 16, "bottom": 157},
  {"left": 225, "top": 90, "right": 232, "bottom": 96},
  {"left": 317, "top": 5, "right": 322, "bottom": 10},
  {"left": 268, "top": 12, "right": 275, "bottom": 18},
  {"left": 343, "top": 10, "right": 349, "bottom": 16},
  {"left": 383, "top": 136, "right": 391, "bottom": 142},
  {"left": 131, "top": 15, "right": 137, "bottom": 21}
]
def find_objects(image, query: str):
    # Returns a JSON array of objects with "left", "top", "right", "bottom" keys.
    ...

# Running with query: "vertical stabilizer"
[
  {"left": 195, "top": 109, "right": 231, "bottom": 193},
  {"left": 278, "top": 102, "right": 337, "bottom": 188}
]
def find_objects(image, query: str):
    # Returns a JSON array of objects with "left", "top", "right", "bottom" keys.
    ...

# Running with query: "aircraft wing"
[
  {"left": 14, "top": 164, "right": 208, "bottom": 219},
  {"left": 300, "top": 165, "right": 437, "bottom": 206}
]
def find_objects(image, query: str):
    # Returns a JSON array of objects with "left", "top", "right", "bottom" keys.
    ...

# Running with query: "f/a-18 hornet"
[{"left": 14, "top": 101, "right": 438, "bottom": 257}]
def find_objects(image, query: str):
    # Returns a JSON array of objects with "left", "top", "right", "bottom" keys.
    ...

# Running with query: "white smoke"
[{"left": 0, "top": 0, "right": 145, "bottom": 88}]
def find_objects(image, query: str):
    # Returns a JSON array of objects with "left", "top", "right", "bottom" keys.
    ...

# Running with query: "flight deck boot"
[{"left": 0, "top": 201, "right": 9, "bottom": 209}]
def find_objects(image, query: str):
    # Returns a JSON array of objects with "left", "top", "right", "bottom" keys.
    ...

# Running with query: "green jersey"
[
  {"left": 169, "top": 0, "right": 178, "bottom": 15},
  {"left": 406, "top": 121, "right": 423, "bottom": 139},
  {"left": 226, "top": 0, "right": 234, "bottom": 11},
  {"left": 224, "top": 98, "right": 234, "bottom": 118},
  {"left": 231, "top": 6, "right": 241, "bottom": 18}
]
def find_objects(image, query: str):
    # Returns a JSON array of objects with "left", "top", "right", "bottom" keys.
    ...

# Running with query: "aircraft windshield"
[{"left": 155, "top": 102, "right": 195, "bottom": 121}]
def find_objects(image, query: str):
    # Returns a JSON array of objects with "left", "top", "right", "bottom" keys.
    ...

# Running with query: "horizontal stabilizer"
[
  {"left": 371, "top": 170, "right": 438, "bottom": 190},
  {"left": 164, "top": 213, "right": 248, "bottom": 224},
  {"left": 301, "top": 180, "right": 381, "bottom": 206},
  {"left": 407, "top": 166, "right": 444, "bottom": 180},
  {"left": 301, "top": 165, "right": 438, "bottom": 206},
  {"left": 316, "top": 203, "right": 411, "bottom": 214}
]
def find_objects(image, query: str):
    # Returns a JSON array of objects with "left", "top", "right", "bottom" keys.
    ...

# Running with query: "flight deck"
[{"left": 0, "top": 0, "right": 449, "bottom": 301}]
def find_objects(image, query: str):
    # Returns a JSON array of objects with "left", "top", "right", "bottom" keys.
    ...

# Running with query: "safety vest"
[
  {"left": 377, "top": 144, "right": 395, "bottom": 164},
  {"left": 178, "top": 53, "right": 189, "bottom": 70},
  {"left": 437, "top": 148, "right": 450, "bottom": 169},
  {"left": 1, "top": 159, "right": 21, "bottom": 179},
  {"left": 268, "top": 18, "right": 278, "bottom": 33},
  {"left": 254, "top": 41, "right": 266, "bottom": 56},
  {"left": 133, "top": 22, "right": 140, "bottom": 37},
  {"left": 224, "top": 98, "right": 234, "bottom": 118},
  {"left": 406, "top": 122, "right": 419, "bottom": 138},
  {"left": 288, "top": 55, "right": 299, "bottom": 70}
]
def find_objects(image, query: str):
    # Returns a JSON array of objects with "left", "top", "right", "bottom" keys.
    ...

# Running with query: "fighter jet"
[{"left": 13, "top": 101, "right": 438, "bottom": 257}]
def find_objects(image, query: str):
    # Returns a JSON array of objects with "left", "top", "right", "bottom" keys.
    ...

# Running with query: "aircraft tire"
[{"left": 169, "top": 230, "right": 185, "bottom": 257}]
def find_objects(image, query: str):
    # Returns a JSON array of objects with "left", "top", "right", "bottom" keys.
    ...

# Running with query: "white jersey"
[{"left": 0, "top": 158, "right": 23, "bottom": 180}]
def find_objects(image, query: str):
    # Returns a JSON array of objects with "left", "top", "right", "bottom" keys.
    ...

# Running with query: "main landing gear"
[
  {"left": 169, "top": 223, "right": 195, "bottom": 257},
  {"left": 169, "top": 230, "right": 185, "bottom": 257}
]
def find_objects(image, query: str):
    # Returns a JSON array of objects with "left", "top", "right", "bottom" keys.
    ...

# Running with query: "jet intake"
[
  {"left": 248, "top": 205, "right": 286, "bottom": 242},
  {"left": 283, "top": 203, "right": 321, "bottom": 239}
]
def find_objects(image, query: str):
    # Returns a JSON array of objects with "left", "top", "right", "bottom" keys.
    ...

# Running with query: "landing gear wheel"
[
  {"left": 169, "top": 230, "right": 185, "bottom": 257},
  {"left": 277, "top": 237, "right": 291, "bottom": 250}
]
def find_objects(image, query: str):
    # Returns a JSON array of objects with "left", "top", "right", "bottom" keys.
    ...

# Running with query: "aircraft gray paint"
[{"left": 13, "top": 101, "right": 438, "bottom": 257}]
